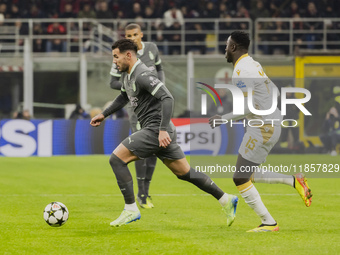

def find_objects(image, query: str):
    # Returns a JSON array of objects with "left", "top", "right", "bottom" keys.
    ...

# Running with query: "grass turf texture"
[{"left": 1, "top": 155, "right": 339, "bottom": 254}]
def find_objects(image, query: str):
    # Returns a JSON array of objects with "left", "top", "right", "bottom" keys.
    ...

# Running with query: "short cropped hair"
[
  {"left": 230, "top": 31, "right": 250, "bottom": 50},
  {"left": 125, "top": 23, "right": 141, "bottom": 31},
  {"left": 112, "top": 39, "right": 138, "bottom": 53}
]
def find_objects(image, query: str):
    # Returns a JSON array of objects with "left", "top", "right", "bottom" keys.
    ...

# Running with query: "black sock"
[
  {"left": 135, "top": 159, "right": 146, "bottom": 203},
  {"left": 117, "top": 180, "right": 135, "bottom": 204},
  {"left": 109, "top": 154, "right": 135, "bottom": 204},
  {"left": 144, "top": 156, "right": 157, "bottom": 197},
  {"left": 177, "top": 168, "right": 224, "bottom": 200}
]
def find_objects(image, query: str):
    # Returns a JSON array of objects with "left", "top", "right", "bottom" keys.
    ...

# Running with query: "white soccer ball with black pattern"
[{"left": 43, "top": 202, "right": 69, "bottom": 227}]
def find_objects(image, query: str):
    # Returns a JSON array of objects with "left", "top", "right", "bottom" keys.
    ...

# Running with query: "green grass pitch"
[{"left": 1, "top": 155, "right": 339, "bottom": 254}]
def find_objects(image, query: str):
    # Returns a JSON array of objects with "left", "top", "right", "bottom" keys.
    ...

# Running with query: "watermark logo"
[
  {"left": 196, "top": 82, "right": 223, "bottom": 115},
  {"left": 196, "top": 82, "right": 312, "bottom": 128}
]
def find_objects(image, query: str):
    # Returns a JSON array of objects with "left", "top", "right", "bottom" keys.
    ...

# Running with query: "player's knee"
[
  {"left": 233, "top": 171, "right": 250, "bottom": 186},
  {"left": 109, "top": 154, "right": 126, "bottom": 171}
]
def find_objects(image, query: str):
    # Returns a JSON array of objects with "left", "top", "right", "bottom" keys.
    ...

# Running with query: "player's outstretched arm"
[
  {"left": 90, "top": 92, "right": 129, "bottom": 127},
  {"left": 209, "top": 115, "right": 222, "bottom": 129},
  {"left": 90, "top": 113, "right": 105, "bottom": 127},
  {"left": 209, "top": 97, "right": 252, "bottom": 129}
]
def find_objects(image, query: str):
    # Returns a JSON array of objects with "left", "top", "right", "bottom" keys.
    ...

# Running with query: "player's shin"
[
  {"left": 236, "top": 180, "right": 276, "bottom": 225},
  {"left": 144, "top": 155, "right": 157, "bottom": 197},
  {"left": 177, "top": 168, "right": 225, "bottom": 200},
  {"left": 135, "top": 159, "right": 146, "bottom": 202},
  {"left": 109, "top": 154, "right": 138, "bottom": 211},
  {"left": 251, "top": 169, "right": 294, "bottom": 186}
]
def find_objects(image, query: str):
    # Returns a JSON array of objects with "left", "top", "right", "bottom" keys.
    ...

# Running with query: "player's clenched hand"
[
  {"left": 90, "top": 113, "right": 105, "bottom": 127},
  {"left": 159, "top": 130, "right": 172, "bottom": 148},
  {"left": 209, "top": 114, "right": 222, "bottom": 129}
]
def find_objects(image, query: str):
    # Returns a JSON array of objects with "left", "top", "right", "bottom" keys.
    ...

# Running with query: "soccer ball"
[{"left": 43, "top": 202, "right": 69, "bottom": 227}]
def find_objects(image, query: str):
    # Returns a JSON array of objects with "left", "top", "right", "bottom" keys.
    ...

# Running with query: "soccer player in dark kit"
[
  {"left": 109, "top": 23, "right": 164, "bottom": 209},
  {"left": 90, "top": 39, "right": 239, "bottom": 227}
]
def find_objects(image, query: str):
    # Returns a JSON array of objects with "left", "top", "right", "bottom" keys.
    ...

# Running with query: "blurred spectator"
[
  {"left": 285, "top": 1, "right": 300, "bottom": 17},
  {"left": 181, "top": 5, "right": 199, "bottom": 19},
  {"left": 219, "top": 3, "right": 229, "bottom": 18},
  {"left": 40, "top": 0, "right": 60, "bottom": 18},
  {"left": 9, "top": 4, "right": 20, "bottom": 19},
  {"left": 25, "top": 5, "right": 45, "bottom": 19},
  {"left": 320, "top": 104, "right": 340, "bottom": 156},
  {"left": 60, "top": 0, "right": 80, "bottom": 15},
  {"left": 292, "top": 13, "right": 304, "bottom": 47},
  {"left": 163, "top": 4, "right": 184, "bottom": 28},
  {"left": 203, "top": 2, "right": 219, "bottom": 19},
  {"left": 256, "top": 22, "right": 269, "bottom": 54},
  {"left": 250, "top": 0, "right": 269, "bottom": 21},
  {"left": 46, "top": 21, "right": 67, "bottom": 52},
  {"left": 60, "top": 3, "right": 77, "bottom": 19},
  {"left": 219, "top": 14, "right": 237, "bottom": 52},
  {"left": 13, "top": 109, "right": 31, "bottom": 120},
  {"left": 96, "top": 1, "right": 113, "bottom": 19},
  {"left": 153, "top": 0, "right": 167, "bottom": 18},
  {"left": 269, "top": 0, "right": 280, "bottom": 17},
  {"left": 270, "top": 21, "right": 289, "bottom": 54},
  {"left": 236, "top": 4, "right": 250, "bottom": 19},
  {"left": 1, "top": 0, "right": 340, "bottom": 56},
  {"left": 323, "top": 5, "right": 339, "bottom": 49},
  {"left": 235, "top": 4, "right": 250, "bottom": 30},
  {"left": 202, "top": 2, "right": 219, "bottom": 30},
  {"left": 304, "top": 2, "right": 322, "bottom": 49},
  {"left": 32, "top": 23, "right": 46, "bottom": 52},
  {"left": 78, "top": 3, "right": 96, "bottom": 19},
  {"left": 60, "top": 3, "right": 78, "bottom": 52},
  {"left": 153, "top": 22, "right": 166, "bottom": 53},
  {"left": 69, "top": 104, "right": 90, "bottom": 119},
  {"left": 323, "top": 5, "right": 336, "bottom": 17},
  {"left": 144, "top": 6, "right": 156, "bottom": 19},
  {"left": 78, "top": 3, "right": 96, "bottom": 32},
  {"left": 127, "top": 2, "right": 143, "bottom": 19},
  {"left": 186, "top": 23, "right": 206, "bottom": 54},
  {"left": 0, "top": 3, "right": 8, "bottom": 18},
  {"left": 164, "top": 21, "right": 182, "bottom": 54},
  {"left": 221, "top": 0, "right": 236, "bottom": 12}
]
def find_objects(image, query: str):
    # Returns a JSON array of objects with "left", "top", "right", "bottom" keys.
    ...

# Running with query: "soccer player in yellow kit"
[{"left": 210, "top": 31, "right": 312, "bottom": 232}]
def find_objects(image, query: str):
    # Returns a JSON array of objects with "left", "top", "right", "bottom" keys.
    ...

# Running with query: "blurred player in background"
[
  {"left": 109, "top": 23, "right": 165, "bottom": 209},
  {"left": 91, "top": 39, "right": 238, "bottom": 227},
  {"left": 210, "top": 31, "right": 312, "bottom": 232}
]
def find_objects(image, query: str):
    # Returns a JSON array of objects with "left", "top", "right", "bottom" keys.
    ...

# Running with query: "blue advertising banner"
[{"left": 0, "top": 119, "right": 244, "bottom": 157}]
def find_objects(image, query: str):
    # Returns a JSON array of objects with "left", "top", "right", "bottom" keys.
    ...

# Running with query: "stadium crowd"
[
  {"left": 0, "top": 0, "right": 339, "bottom": 54},
  {"left": 1, "top": 0, "right": 339, "bottom": 20}
]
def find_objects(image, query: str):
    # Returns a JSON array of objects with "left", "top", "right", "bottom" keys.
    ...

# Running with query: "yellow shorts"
[{"left": 238, "top": 124, "right": 281, "bottom": 164}]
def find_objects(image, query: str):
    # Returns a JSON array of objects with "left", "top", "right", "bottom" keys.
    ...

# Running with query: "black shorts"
[{"left": 121, "top": 127, "right": 185, "bottom": 161}]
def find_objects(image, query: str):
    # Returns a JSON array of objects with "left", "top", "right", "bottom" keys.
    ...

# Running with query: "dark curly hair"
[
  {"left": 230, "top": 31, "right": 250, "bottom": 50},
  {"left": 112, "top": 39, "right": 138, "bottom": 53}
]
